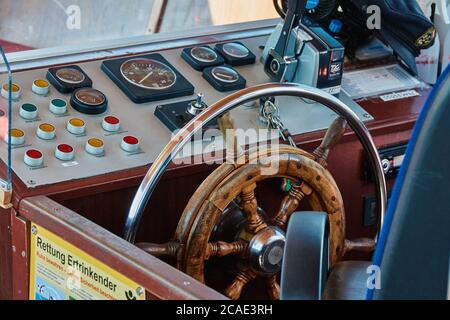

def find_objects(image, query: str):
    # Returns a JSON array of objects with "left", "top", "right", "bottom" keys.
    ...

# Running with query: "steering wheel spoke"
[
  {"left": 224, "top": 267, "right": 257, "bottom": 300},
  {"left": 313, "top": 116, "right": 347, "bottom": 167},
  {"left": 136, "top": 241, "right": 180, "bottom": 258},
  {"left": 272, "top": 181, "right": 313, "bottom": 229},
  {"left": 205, "top": 241, "right": 247, "bottom": 260},
  {"left": 241, "top": 183, "right": 268, "bottom": 234},
  {"left": 266, "top": 275, "right": 280, "bottom": 300}
]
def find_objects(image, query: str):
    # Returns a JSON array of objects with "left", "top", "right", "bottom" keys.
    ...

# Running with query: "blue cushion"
[{"left": 367, "top": 65, "right": 450, "bottom": 299}]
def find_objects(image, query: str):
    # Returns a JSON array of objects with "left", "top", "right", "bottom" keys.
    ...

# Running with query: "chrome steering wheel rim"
[{"left": 123, "top": 83, "right": 387, "bottom": 243}]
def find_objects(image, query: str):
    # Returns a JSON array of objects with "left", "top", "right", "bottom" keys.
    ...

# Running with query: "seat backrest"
[{"left": 368, "top": 66, "right": 450, "bottom": 300}]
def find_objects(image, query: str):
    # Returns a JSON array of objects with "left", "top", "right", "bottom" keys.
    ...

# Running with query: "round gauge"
[
  {"left": 211, "top": 66, "right": 239, "bottom": 83},
  {"left": 56, "top": 68, "right": 86, "bottom": 84},
  {"left": 71, "top": 88, "right": 108, "bottom": 115},
  {"left": 120, "top": 58, "right": 177, "bottom": 90},
  {"left": 223, "top": 42, "right": 249, "bottom": 58},
  {"left": 75, "top": 88, "right": 106, "bottom": 106},
  {"left": 190, "top": 46, "right": 218, "bottom": 63}
]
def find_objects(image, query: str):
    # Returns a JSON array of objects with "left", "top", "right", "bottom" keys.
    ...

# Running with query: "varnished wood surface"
[
  {"left": 0, "top": 207, "right": 12, "bottom": 299},
  {"left": 19, "top": 196, "right": 226, "bottom": 300}
]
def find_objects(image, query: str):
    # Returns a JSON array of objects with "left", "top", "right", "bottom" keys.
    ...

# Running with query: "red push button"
[
  {"left": 102, "top": 115, "right": 120, "bottom": 132},
  {"left": 24, "top": 149, "right": 43, "bottom": 167},
  {"left": 55, "top": 144, "right": 74, "bottom": 161},
  {"left": 121, "top": 135, "right": 140, "bottom": 153}
]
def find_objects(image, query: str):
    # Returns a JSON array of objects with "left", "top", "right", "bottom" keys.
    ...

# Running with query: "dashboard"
[{"left": 0, "top": 35, "right": 372, "bottom": 188}]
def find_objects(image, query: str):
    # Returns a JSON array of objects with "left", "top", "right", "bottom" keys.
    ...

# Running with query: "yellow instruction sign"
[{"left": 29, "top": 223, "right": 145, "bottom": 300}]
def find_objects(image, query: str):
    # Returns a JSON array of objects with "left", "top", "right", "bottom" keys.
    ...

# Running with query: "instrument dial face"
[
  {"left": 75, "top": 88, "right": 106, "bottom": 106},
  {"left": 211, "top": 66, "right": 239, "bottom": 83},
  {"left": 120, "top": 58, "right": 177, "bottom": 90},
  {"left": 190, "top": 46, "right": 218, "bottom": 63},
  {"left": 56, "top": 68, "right": 86, "bottom": 84},
  {"left": 223, "top": 42, "right": 249, "bottom": 58}
]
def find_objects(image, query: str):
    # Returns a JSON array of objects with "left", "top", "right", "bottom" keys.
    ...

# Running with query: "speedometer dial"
[
  {"left": 120, "top": 58, "right": 177, "bottom": 90},
  {"left": 102, "top": 53, "right": 194, "bottom": 103}
]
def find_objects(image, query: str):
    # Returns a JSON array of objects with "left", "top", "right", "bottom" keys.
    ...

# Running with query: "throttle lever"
[{"left": 264, "top": 0, "right": 309, "bottom": 81}]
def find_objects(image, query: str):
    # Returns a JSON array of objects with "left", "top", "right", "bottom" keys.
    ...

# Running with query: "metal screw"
[
  {"left": 363, "top": 113, "right": 371, "bottom": 119},
  {"left": 31, "top": 225, "right": 37, "bottom": 235},
  {"left": 136, "top": 287, "right": 143, "bottom": 296}
]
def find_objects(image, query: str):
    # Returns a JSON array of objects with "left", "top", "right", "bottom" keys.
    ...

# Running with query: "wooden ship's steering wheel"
[{"left": 123, "top": 83, "right": 388, "bottom": 299}]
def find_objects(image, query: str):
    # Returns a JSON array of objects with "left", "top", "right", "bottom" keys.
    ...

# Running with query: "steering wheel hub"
[{"left": 248, "top": 226, "right": 285, "bottom": 274}]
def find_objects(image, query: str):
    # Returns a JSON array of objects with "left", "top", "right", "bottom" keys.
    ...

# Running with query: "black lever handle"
[{"left": 274, "top": 0, "right": 307, "bottom": 57}]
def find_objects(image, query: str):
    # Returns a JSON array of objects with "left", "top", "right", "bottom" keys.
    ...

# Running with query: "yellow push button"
[
  {"left": 86, "top": 138, "right": 104, "bottom": 155},
  {"left": 1, "top": 83, "right": 22, "bottom": 100},
  {"left": 67, "top": 118, "right": 86, "bottom": 135},
  {"left": 6, "top": 128, "right": 26, "bottom": 145},
  {"left": 32, "top": 79, "right": 50, "bottom": 96},
  {"left": 37, "top": 123, "right": 56, "bottom": 140}
]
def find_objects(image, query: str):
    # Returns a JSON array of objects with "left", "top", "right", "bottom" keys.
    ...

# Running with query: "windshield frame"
[{"left": 3, "top": 19, "right": 279, "bottom": 72}]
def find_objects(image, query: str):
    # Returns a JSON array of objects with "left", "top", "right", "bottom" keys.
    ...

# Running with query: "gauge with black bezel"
[
  {"left": 202, "top": 65, "right": 246, "bottom": 92},
  {"left": 101, "top": 53, "right": 194, "bottom": 104},
  {"left": 70, "top": 88, "right": 108, "bottom": 115},
  {"left": 46, "top": 65, "right": 93, "bottom": 94},
  {"left": 181, "top": 46, "right": 224, "bottom": 71},
  {"left": 214, "top": 42, "right": 256, "bottom": 66}
]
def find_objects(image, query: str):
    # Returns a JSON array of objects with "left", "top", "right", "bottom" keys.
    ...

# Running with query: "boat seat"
[
  {"left": 281, "top": 64, "right": 450, "bottom": 300},
  {"left": 322, "top": 261, "right": 371, "bottom": 300}
]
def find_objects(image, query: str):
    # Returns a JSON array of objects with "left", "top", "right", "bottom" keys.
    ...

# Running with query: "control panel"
[{"left": 0, "top": 36, "right": 373, "bottom": 188}]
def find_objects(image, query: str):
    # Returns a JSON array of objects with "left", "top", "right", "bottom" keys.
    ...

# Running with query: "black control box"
[
  {"left": 154, "top": 99, "right": 218, "bottom": 132},
  {"left": 365, "top": 143, "right": 408, "bottom": 182}
]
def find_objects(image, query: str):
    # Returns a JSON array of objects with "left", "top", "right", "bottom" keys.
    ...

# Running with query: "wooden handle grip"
[
  {"left": 205, "top": 241, "right": 247, "bottom": 259},
  {"left": 224, "top": 268, "right": 256, "bottom": 300},
  {"left": 344, "top": 238, "right": 376, "bottom": 255},
  {"left": 314, "top": 117, "right": 347, "bottom": 165},
  {"left": 136, "top": 241, "right": 180, "bottom": 258}
]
